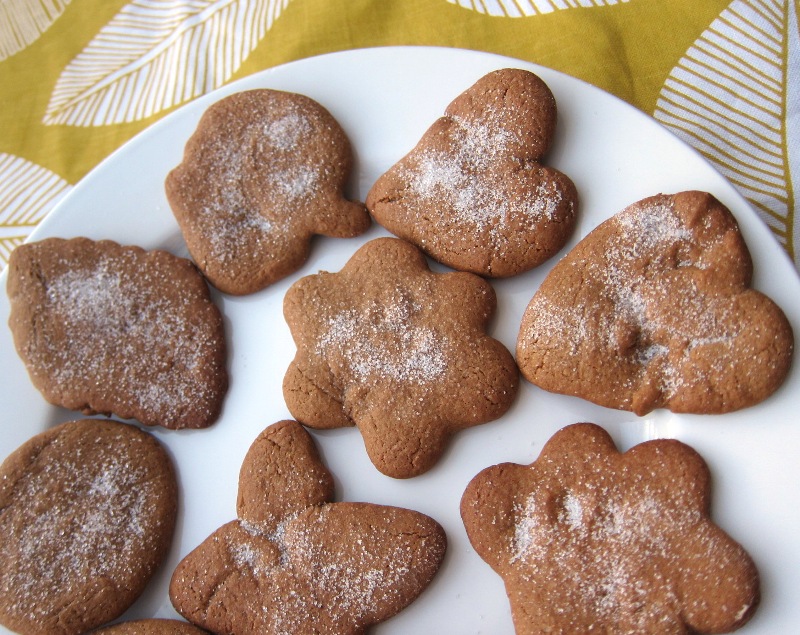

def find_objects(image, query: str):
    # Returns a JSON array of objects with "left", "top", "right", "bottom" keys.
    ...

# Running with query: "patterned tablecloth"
[{"left": 0, "top": 0, "right": 797, "bottom": 270}]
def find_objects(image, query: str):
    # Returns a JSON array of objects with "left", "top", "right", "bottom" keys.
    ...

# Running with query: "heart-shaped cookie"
[
  {"left": 461, "top": 422, "right": 760, "bottom": 634},
  {"left": 516, "top": 191, "right": 793, "bottom": 415},
  {"left": 170, "top": 420, "right": 447, "bottom": 635},
  {"left": 366, "top": 68, "right": 577, "bottom": 277}
]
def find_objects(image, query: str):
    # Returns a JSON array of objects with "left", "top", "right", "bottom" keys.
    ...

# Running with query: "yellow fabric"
[{"left": 1, "top": 0, "right": 797, "bottom": 268}]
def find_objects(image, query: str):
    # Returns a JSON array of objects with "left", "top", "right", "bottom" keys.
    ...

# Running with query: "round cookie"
[
  {"left": 0, "top": 419, "right": 178, "bottom": 635},
  {"left": 516, "top": 191, "right": 794, "bottom": 415},
  {"left": 366, "top": 68, "right": 577, "bottom": 277},
  {"left": 170, "top": 420, "right": 447, "bottom": 634},
  {"left": 166, "top": 88, "right": 370, "bottom": 295},
  {"left": 6, "top": 237, "right": 228, "bottom": 429},
  {"left": 461, "top": 422, "right": 760, "bottom": 634}
]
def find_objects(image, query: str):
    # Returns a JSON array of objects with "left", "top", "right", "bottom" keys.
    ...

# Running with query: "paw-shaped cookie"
[
  {"left": 166, "top": 89, "right": 370, "bottom": 295},
  {"left": 461, "top": 422, "right": 760, "bottom": 634},
  {"left": 6, "top": 237, "right": 228, "bottom": 429},
  {"left": 0, "top": 419, "right": 177, "bottom": 635},
  {"left": 516, "top": 191, "right": 793, "bottom": 415},
  {"left": 282, "top": 237, "right": 519, "bottom": 478},
  {"left": 170, "top": 420, "right": 446, "bottom": 635},
  {"left": 366, "top": 68, "right": 577, "bottom": 277}
]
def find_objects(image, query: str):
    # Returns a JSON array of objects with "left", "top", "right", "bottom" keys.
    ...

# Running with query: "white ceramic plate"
[{"left": 1, "top": 47, "right": 798, "bottom": 634}]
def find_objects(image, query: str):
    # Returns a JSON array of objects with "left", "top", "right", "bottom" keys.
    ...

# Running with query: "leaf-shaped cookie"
[
  {"left": 461, "top": 422, "right": 760, "bottom": 634},
  {"left": 166, "top": 88, "right": 370, "bottom": 295},
  {"left": 516, "top": 191, "right": 793, "bottom": 415},
  {"left": 282, "top": 237, "right": 519, "bottom": 478},
  {"left": 6, "top": 237, "right": 228, "bottom": 429},
  {"left": 366, "top": 68, "right": 577, "bottom": 277},
  {"left": 43, "top": 0, "right": 292, "bottom": 126},
  {"left": 654, "top": 0, "right": 798, "bottom": 267},
  {"left": 170, "top": 420, "right": 447, "bottom": 635}
]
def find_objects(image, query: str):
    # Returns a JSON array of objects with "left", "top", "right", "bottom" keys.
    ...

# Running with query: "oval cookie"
[{"left": 0, "top": 419, "right": 178, "bottom": 635}]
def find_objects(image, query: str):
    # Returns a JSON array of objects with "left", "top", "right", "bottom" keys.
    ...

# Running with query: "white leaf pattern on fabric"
[
  {"left": 0, "top": 0, "right": 70, "bottom": 61},
  {"left": 0, "top": 153, "right": 72, "bottom": 267},
  {"left": 655, "top": 0, "right": 798, "bottom": 264},
  {"left": 42, "top": 0, "right": 291, "bottom": 127},
  {"left": 445, "top": 0, "right": 629, "bottom": 17}
]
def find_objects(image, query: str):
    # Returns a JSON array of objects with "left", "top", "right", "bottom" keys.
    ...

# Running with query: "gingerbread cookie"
[
  {"left": 170, "top": 420, "right": 446, "bottom": 634},
  {"left": 0, "top": 419, "right": 178, "bottom": 635},
  {"left": 6, "top": 237, "right": 228, "bottom": 429},
  {"left": 366, "top": 68, "right": 577, "bottom": 277},
  {"left": 282, "top": 237, "right": 518, "bottom": 478},
  {"left": 516, "top": 191, "right": 793, "bottom": 415},
  {"left": 461, "top": 422, "right": 760, "bottom": 634},
  {"left": 166, "top": 88, "right": 370, "bottom": 295},
  {"left": 93, "top": 620, "right": 208, "bottom": 635}
]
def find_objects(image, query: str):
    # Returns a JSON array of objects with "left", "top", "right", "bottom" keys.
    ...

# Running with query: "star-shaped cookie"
[
  {"left": 516, "top": 191, "right": 793, "bottom": 415},
  {"left": 282, "top": 237, "right": 519, "bottom": 478},
  {"left": 170, "top": 420, "right": 446, "bottom": 635},
  {"left": 366, "top": 68, "right": 577, "bottom": 277},
  {"left": 461, "top": 422, "right": 760, "bottom": 634},
  {"left": 166, "top": 89, "right": 370, "bottom": 295}
]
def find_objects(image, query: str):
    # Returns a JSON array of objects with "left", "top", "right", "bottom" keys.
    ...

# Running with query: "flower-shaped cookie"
[
  {"left": 461, "top": 422, "right": 760, "bottom": 634},
  {"left": 282, "top": 237, "right": 519, "bottom": 478},
  {"left": 166, "top": 89, "right": 370, "bottom": 295},
  {"left": 516, "top": 191, "right": 794, "bottom": 415},
  {"left": 366, "top": 68, "right": 577, "bottom": 277},
  {"left": 170, "top": 420, "right": 446, "bottom": 635}
]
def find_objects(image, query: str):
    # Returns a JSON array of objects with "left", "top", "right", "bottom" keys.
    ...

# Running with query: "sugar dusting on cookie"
[
  {"left": 40, "top": 256, "right": 220, "bottom": 423},
  {"left": 316, "top": 295, "right": 448, "bottom": 385},
  {"left": 407, "top": 116, "right": 563, "bottom": 238}
]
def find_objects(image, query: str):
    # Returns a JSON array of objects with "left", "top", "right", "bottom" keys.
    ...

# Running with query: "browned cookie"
[
  {"left": 93, "top": 620, "right": 207, "bottom": 635},
  {"left": 6, "top": 237, "right": 228, "bottom": 429},
  {"left": 0, "top": 419, "right": 178, "bottom": 635},
  {"left": 516, "top": 191, "right": 793, "bottom": 415},
  {"left": 461, "top": 422, "right": 760, "bottom": 634},
  {"left": 166, "top": 88, "right": 370, "bottom": 295},
  {"left": 282, "top": 237, "right": 519, "bottom": 478},
  {"left": 170, "top": 420, "right": 446, "bottom": 635},
  {"left": 366, "top": 68, "right": 577, "bottom": 277}
]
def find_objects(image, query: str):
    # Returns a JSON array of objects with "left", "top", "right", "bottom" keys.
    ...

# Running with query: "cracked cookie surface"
[
  {"left": 366, "top": 68, "right": 577, "bottom": 277},
  {"left": 169, "top": 420, "right": 446, "bottom": 635},
  {"left": 282, "top": 237, "right": 518, "bottom": 478}
]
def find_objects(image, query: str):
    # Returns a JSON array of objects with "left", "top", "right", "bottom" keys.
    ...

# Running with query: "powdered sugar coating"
[
  {"left": 516, "top": 191, "right": 794, "bottom": 415},
  {"left": 6, "top": 238, "right": 227, "bottom": 429},
  {"left": 170, "top": 421, "right": 446, "bottom": 635},
  {"left": 367, "top": 68, "right": 577, "bottom": 277},
  {"left": 0, "top": 419, "right": 177, "bottom": 635},
  {"left": 166, "top": 89, "right": 369, "bottom": 295},
  {"left": 461, "top": 423, "right": 760, "bottom": 634}
]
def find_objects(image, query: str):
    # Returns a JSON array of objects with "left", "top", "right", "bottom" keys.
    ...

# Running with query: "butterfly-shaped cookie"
[{"left": 170, "top": 420, "right": 447, "bottom": 634}]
